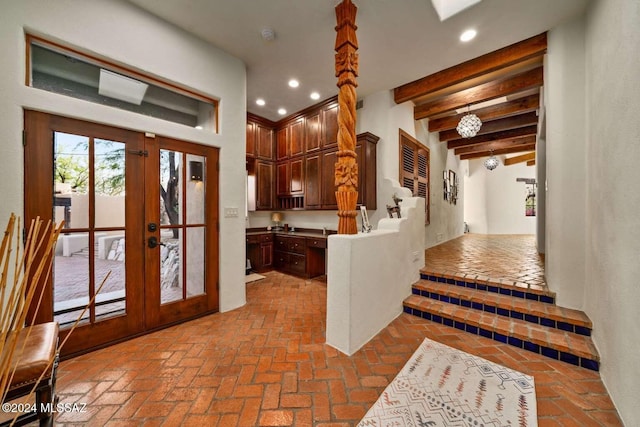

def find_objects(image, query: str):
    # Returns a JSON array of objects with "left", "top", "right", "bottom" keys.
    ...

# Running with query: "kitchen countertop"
[{"left": 246, "top": 228, "right": 335, "bottom": 239}]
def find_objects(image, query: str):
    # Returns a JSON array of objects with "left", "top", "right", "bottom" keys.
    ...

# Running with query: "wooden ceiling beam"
[
  {"left": 447, "top": 125, "right": 537, "bottom": 149},
  {"left": 428, "top": 93, "right": 540, "bottom": 133},
  {"left": 526, "top": 160, "right": 536, "bottom": 166},
  {"left": 460, "top": 143, "right": 536, "bottom": 160},
  {"left": 454, "top": 136, "right": 536, "bottom": 156},
  {"left": 414, "top": 66, "right": 543, "bottom": 120},
  {"left": 394, "top": 33, "right": 547, "bottom": 104},
  {"left": 504, "top": 152, "right": 536, "bottom": 166},
  {"left": 439, "top": 111, "right": 538, "bottom": 141}
]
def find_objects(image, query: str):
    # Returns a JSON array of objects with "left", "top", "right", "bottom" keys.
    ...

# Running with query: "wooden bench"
[{"left": 1, "top": 322, "right": 59, "bottom": 427}]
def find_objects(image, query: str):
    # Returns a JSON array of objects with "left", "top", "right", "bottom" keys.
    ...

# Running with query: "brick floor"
[
  {"left": 48, "top": 267, "right": 623, "bottom": 426},
  {"left": 425, "top": 234, "right": 547, "bottom": 290}
]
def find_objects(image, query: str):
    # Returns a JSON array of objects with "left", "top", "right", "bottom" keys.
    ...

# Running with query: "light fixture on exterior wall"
[
  {"left": 189, "top": 161, "right": 203, "bottom": 181},
  {"left": 484, "top": 152, "right": 499, "bottom": 171},
  {"left": 456, "top": 105, "right": 482, "bottom": 138}
]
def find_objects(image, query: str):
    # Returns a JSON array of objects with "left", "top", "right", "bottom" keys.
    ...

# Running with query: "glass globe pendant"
[
  {"left": 484, "top": 153, "right": 499, "bottom": 171},
  {"left": 456, "top": 105, "right": 482, "bottom": 138}
]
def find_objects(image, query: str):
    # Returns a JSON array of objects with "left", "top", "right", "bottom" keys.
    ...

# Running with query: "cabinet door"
[
  {"left": 276, "top": 162, "right": 290, "bottom": 195},
  {"left": 256, "top": 161, "right": 274, "bottom": 210},
  {"left": 304, "top": 154, "right": 321, "bottom": 209},
  {"left": 276, "top": 127, "right": 288, "bottom": 160},
  {"left": 305, "top": 112, "right": 321, "bottom": 153},
  {"left": 322, "top": 103, "right": 339, "bottom": 148},
  {"left": 246, "top": 121, "right": 256, "bottom": 157},
  {"left": 257, "top": 125, "right": 274, "bottom": 160},
  {"left": 290, "top": 157, "right": 304, "bottom": 194},
  {"left": 321, "top": 149, "right": 338, "bottom": 209},
  {"left": 260, "top": 242, "right": 273, "bottom": 269},
  {"left": 290, "top": 118, "right": 304, "bottom": 157}
]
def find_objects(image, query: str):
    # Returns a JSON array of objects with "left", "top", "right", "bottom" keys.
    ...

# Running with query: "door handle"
[{"left": 148, "top": 236, "right": 158, "bottom": 248}]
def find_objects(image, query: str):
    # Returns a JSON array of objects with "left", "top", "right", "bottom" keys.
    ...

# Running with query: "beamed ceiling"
[{"left": 393, "top": 32, "right": 546, "bottom": 165}]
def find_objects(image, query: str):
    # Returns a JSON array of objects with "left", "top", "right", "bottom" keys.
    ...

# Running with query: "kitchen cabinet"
[
  {"left": 273, "top": 233, "right": 326, "bottom": 278},
  {"left": 304, "top": 153, "right": 322, "bottom": 209},
  {"left": 256, "top": 124, "right": 274, "bottom": 160},
  {"left": 256, "top": 160, "right": 275, "bottom": 210},
  {"left": 277, "top": 158, "right": 304, "bottom": 196},
  {"left": 246, "top": 121, "right": 256, "bottom": 157},
  {"left": 322, "top": 102, "right": 339, "bottom": 149},
  {"left": 289, "top": 118, "right": 304, "bottom": 157},
  {"left": 246, "top": 233, "right": 274, "bottom": 272},
  {"left": 305, "top": 111, "right": 321, "bottom": 153},
  {"left": 276, "top": 127, "right": 288, "bottom": 160}
]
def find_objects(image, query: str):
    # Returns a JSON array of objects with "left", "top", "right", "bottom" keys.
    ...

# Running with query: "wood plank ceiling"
[{"left": 393, "top": 33, "right": 547, "bottom": 166}]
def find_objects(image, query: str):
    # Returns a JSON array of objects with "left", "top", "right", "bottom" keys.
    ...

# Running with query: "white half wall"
[
  {"left": 326, "top": 181, "right": 424, "bottom": 355},
  {"left": 583, "top": 0, "right": 640, "bottom": 424},
  {"left": 463, "top": 159, "right": 537, "bottom": 235},
  {"left": 0, "top": 0, "right": 247, "bottom": 312}
]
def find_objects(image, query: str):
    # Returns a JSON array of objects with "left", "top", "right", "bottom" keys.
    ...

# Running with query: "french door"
[{"left": 24, "top": 111, "right": 219, "bottom": 356}]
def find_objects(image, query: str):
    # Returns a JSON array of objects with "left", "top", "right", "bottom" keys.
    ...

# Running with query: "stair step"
[
  {"left": 403, "top": 294, "right": 600, "bottom": 371},
  {"left": 421, "top": 270, "right": 556, "bottom": 304},
  {"left": 412, "top": 280, "right": 592, "bottom": 336}
]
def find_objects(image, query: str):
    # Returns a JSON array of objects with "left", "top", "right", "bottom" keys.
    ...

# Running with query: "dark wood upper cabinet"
[
  {"left": 304, "top": 154, "right": 322, "bottom": 209},
  {"left": 290, "top": 118, "right": 304, "bottom": 157},
  {"left": 246, "top": 121, "right": 256, "bottom": 157},
  {"left": 276, "top": 127, "right": 288, "bottom": 160},
  {"left": 256, "top": 124, "right": 274, "bottom": 160},
  {"left": 248, "top": 97, "right": 377, "bottom": 211},
  {"left": 256, "top": 160, "right": 275, "bottom": 210},
  {"left": 305, "top": 112, "right": 321, "bottom": 153},
  {"left": 322, "top": 103, "right": 339, "bottom": 148}
]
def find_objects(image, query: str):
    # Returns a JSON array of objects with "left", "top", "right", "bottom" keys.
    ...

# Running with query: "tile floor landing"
[{"left": 50, "top": 271, "right": 622, "bottom": 426}]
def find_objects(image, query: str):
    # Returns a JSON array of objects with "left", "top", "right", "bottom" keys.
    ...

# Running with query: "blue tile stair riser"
[
  {"left": 479, "top": 328, "right": 492, "bottom": 339},
  {"left": 560, "top": 352, "right": 580, "bottom": 366},
  {"left": 540, "top": 318, "right": 556, "bottom": 328},
  {"left": 540, "top": 295, "right": 555, "bottom": 304},
  {"left": 421, "top": 311, "right": 432, "bottom": 321},
  {"left": 525, "top": 293, "right": 539, "bottom": 301},
  {"left": 403, "top": 306, "right": 412, "bottom": 314},
  {"left": 508, "top": 337, "right": 523, "bottom": 348},
  {"left": 524, "top": 341, "right": 540, "bottom": 353},
  {"left": 511, "top": 311, "right": 524, "bottom": 320},
  {"left": 557, "top": 321, "right": 574, "bottom": 332},
  {"left": 437, "top": 277, "right": 446, "bottom": 283},
  {"left": 541, "top": 346, "right": 559, "bottom": 360},
  {"left": 488, "top": 286, "right": 499, "bottom": 293},
  {"left": 461, "top": 300, "right": 472, "bottom": 308},
  {"left": 497, "top": 307, "right": 510, "bottom": 317},
  {"left": 420, "top": 290, "right": 429, "bottom": 297},
  {"left": 513, "top": 290, "right": 525, "bottom": 298},
  {"left": 494, "top": 332, "right": 508, "bottom": 343},
  {"left": 575, "top": 326, "right": 592, "bottom": 336},
  {"left": 465, "top": 324, "right": 478, "bottom": 334},
  {"left": 499, "top": 288, "right": 511, "bottom": 296},
  {"left": 446, "top": 278, "right": 455, "bottom": 284},
  {"left": 580, "top": 358, "right": 600, "bottom": 371},
  {"left": 456, "top": 280, "right": 465, "bottom": 287},
  {"left": 443, "top": 318, "right": 454, "bottom": 327},
  {"left": 412, "top": 288, "right": 420, "bottom": 295},
  {"left": 466, "top": 282, "right": 477, "bottom": 289},
  {"left": 472, "top": 302, "right": 483, "bottom": 310},
  {"left": 432, "top": 315, "right": 443, "bottom": 324},
  {"left": 429, "top": 293, "right": 438, "bottom": 300},
  {"left": 454, "top": 321, "right": 466, "bottom": 331},
  {"left": 524, "top": 314, "right": 539, "bottom": 324},
  {"left": 485, "top": 305, "right": 496, "bottom": 313},
  {"left": 439, "top": 295, "right": 450, "bottom": 303},
  {"left": 477, "top": 284, "right": 487, "bottom": 291},
  {"left": 450, "top": 297, "right": 460, "bottom": 305}
]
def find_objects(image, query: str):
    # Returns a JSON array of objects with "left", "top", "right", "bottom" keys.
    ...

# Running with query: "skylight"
[{"left": 430, "top": 0, "right": 482, "bottom": 21}]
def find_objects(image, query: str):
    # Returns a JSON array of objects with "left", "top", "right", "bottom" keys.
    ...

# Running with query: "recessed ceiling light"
[
  {"left": 256, "top": 98, "right": 266, "bottom": 106},
  {"left": 460, "top": 29, "right": 477, "bottom": 42},
  {"left": 278, "top": 108, "right": 287, "bottom": 115},
  {"left": 310, "top": 92, "right": 320, "bottom": 100},
  {"left": 288, "top": 79, "right": 299, "bottom": 88},
  {"left": 195, "top": 125, "right": 203, "bottom": 130}
]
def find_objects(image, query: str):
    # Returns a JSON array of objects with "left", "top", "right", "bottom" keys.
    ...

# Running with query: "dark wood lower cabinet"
[{"left": 248, "top": 232, "right": 327, "bottom": 279}]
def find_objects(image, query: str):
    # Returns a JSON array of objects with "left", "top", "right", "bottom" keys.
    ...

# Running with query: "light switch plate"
[{"left": 224, "top": 207, "right": 239, "bottom": 218}]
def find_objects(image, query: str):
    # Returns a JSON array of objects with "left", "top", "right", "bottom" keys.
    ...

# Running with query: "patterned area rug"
[{"left": 359, "top": 337, "right": 537, "bottom": 427}]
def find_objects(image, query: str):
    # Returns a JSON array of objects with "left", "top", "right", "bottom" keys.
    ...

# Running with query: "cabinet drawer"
[
  {"left": 246, "top": 234, "right": 260, "bottom": 244},
  {"left": 288, "top": 237, "right": 306, "bottom": 254},
  {"left": 289, "top": 254, "right": 306, "bottom": 274},
  {"left": 274, "top": 251, "right": 289, "bottom": 269},
  {"left": 306, "top": 237, "right": 327, "bottom": 249},
  {"left": 260, "top": 233, "right": 274, "bottom": 243}
]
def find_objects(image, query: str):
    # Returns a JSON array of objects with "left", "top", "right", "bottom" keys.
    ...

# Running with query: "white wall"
[
  {"left": 544, "top": 16, "right": 587, "bottom": 310},
  {"left": 583, "top": 0, "right": 640, "bottom": 424},
  {"left": 326, "top": 183, "right": 424, "bottom": 355},
  {"left": 464, "top": 159, "right": 537, "bottom": 235},
  {"left": 0, "top": 0, "right": 247, "bottom": 312}
]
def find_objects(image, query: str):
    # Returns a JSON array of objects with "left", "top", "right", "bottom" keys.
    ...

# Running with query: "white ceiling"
[{"left": 127, "top": 0, "right": 588, "bottom": 122}]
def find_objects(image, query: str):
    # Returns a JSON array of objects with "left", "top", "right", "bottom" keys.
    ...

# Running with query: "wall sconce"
[{"left": 190, "top": 161, "right": 203, "bottom": 181}]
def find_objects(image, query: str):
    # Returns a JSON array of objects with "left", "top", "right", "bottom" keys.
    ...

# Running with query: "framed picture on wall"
[{"left": 443, "top": 171, "right": 449, "bottom": 201}]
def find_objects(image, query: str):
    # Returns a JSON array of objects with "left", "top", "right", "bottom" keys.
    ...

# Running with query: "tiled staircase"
[{"left": 403, "top": 270, "right": 600, "bottom": 371}]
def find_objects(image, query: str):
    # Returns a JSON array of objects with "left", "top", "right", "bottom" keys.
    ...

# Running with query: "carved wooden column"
[{"left": 334, "top": 0, "right": 359, "bottom": 235}]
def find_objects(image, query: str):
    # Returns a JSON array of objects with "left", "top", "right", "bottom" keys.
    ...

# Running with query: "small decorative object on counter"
[
  {"left": 360, "top": 205, "right": 372, "bottom": 233},
  {"left": 386, "top": 194, "right": 402, "bottom": 218}
]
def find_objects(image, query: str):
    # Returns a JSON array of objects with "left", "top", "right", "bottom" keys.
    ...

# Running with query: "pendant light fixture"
[
  {"left": 484, "top": 151, "right": 499, "bottom": 171},
  {"left": 456, "top": 105, "right": 482, "bottom": 138}
]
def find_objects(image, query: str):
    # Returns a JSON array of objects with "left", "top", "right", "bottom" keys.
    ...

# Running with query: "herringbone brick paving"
[{"left": 51, "top": 269, "right": 622, "bottom": 426}]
